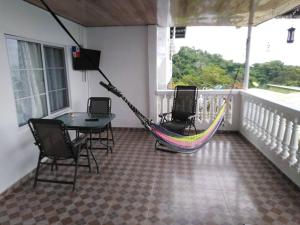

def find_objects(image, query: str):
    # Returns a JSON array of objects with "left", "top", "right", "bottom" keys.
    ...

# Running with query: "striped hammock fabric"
[{"left": 149, "top": 102, "right": 227, "bottom": 153}]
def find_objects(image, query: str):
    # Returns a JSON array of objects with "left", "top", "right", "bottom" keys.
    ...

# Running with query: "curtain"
[{"left": 8, "top": 39, "right": 47, "bottom": 126}]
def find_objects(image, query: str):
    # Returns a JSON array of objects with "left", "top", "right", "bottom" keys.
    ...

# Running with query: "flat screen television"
[{"left": 72, "top": 47, "right": 101, "bottom": 70}]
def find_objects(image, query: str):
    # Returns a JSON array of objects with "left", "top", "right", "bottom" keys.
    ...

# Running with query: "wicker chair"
[
  {"left": 159, "top": 85, "right": 198, "bottom": 135},
  {"left": 28, "top": 118, "right": 91, "bottom": 190},
  {"left": 87, "top": 97, "right": 114, "bottom": 145}
]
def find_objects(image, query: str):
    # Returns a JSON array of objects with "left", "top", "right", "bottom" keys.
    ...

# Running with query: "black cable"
[
  {"left": 40, "top": 0, "right": 112, "bottom": 85},
  {"left": 40, "top": 0, "right": 153, "bottom": 126}
]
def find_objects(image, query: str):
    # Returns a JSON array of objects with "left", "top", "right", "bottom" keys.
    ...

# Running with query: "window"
[{"left": 6, "top": 37, "right": 69, "bottom": 126}]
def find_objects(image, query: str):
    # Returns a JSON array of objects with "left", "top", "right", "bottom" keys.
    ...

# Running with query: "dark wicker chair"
[
  {"left": 79, "top": 97, "right": 115, "bottom": 149},
  {"left": 159, "top": 85, "right": 198, "bottom": 135},
  {"left": 87, "top": 97, "right": 114, "bottom": 144},
  {"left": 28, "top": 118, "right": 91, "bottom": 191}
]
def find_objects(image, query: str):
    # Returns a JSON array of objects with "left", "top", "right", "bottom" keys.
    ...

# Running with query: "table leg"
[{"left": 107, "top": 125, "right": 112, "bottom": 153}]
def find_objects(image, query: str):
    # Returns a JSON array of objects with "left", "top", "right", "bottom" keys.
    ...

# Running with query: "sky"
[{"left": 174, "top": 18, "right": 300, "bottom": 66}]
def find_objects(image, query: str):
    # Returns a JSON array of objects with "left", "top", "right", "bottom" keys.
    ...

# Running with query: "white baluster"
[
  {"left": 245, "top": 99, "right": 252, "bottom": 130},
  {"left": 199, "top": 95, "right": 204, "bottom": 123},
  {"left": 167, "top": 94, "right": 171, "bottom": 113},
  {"left": 261, "top": 108, "right": 269, "bottom": 141},
  {"left": 208, "top": 96, "right": 213, "bottom": 122},
  {"left": 242, "top": 99, "right": 248, "bottom": 127},
  {"left": 265, "top": 110, "right": 274, "bottom": 145},
  {"left": 276, "top": 115, "right": 286, "bottom": 155},
  {"left": 257, "top": 105, "right": 265, "bottom": 138},
  {"left": 211, "top": 95, "right": 215, "bottom": 121},
  {"left": 253, "top": 103, "right": 261, "bottom": 135},
  {"left": 218, "top": 95, "right": 222, "bottom": 111},
  {"left": 297, "top": 139, "right": 300, "bottom": 172},
  {"left": 288, "top": 118, "right": 299, "bottom": 166},
  {"left": 196, "top": 96, "right": 201, "bottom": 124},
  {"left": 204, "top": 95, "right": 208, "bottom": 123},
  {"left": 270, "top": 110, "right": 279, "bottom": 150},
  {"left": 227, "top": 96, "right": 232, "bottom": 124},
  {"left": 281, "top": 120, "right": 292, "bottom": 160},
  {"left": 249, "top": 101, "right": 256, "bottom": 131},
  {"left": 224, "top": 95, "right": 229, "bottom": 124}
]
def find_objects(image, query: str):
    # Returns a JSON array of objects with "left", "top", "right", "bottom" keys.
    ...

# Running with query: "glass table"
[{"left": 55, "top": 112, "right": 116, "bottom": 173}]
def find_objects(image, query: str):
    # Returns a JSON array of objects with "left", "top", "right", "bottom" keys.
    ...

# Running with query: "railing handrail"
[
  {"left": 156, "top": 89, "right": 241, "bottom": 95},
  {"left": 241, "top": 90, "right": 300, "bottom": 120}
]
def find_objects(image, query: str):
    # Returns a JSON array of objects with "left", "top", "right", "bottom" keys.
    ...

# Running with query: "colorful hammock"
[
  {"left": 40, "top": 0, "right": 234, "bottom": 153},
  {"left": 150, "top": 103, "right": 227, "bottom": 153},
  {"left": 100, "top": 82, "right": 229, "bottom": 154}
]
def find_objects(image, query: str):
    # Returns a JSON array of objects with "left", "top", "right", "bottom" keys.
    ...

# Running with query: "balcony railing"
[
  {"left": 240, "top": 90, "right": 300, "bottom": 186},
  {"left": 156, "top": 89, "right": 300, "bottom": 186},
  {"left": 156, "top": 89, "right": 240, "bottom": 130}
]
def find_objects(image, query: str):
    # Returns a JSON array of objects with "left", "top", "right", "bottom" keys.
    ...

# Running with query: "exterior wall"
[
  {"left": 0, "top": 0, "right": 88, "bottom": 193},
  {"left": 86, "top": 26, "right": 149, "bottom": 127},
  {"left": 157, "top": 27, "right": 171, "bottom": 90}
]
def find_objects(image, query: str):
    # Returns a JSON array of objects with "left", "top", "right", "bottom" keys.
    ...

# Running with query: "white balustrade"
[
  {"left": 240, "top": 90, "right": 300, "bottom": 187},
  {"left": 156, "top": 89, "right": 240, "bottom": 130},
  {"left": 157, "top": 89, "right": 300, "bottom": 186}
]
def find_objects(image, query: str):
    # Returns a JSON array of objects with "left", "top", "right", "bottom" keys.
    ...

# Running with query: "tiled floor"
[{"left": 0, "top": 129, "right": 300, "bottom": 225}]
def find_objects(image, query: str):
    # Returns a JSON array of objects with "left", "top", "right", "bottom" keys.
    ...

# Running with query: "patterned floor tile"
[{"left": 0, "top": 129, "right": 299, "bottom": 225}]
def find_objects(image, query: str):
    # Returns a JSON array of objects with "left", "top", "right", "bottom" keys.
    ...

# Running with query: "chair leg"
[
  {"left": 86, "top": 148, "right": 91, "bottom": 173},
  {"left": 193, "top": 123, "right": 197, "bottom": 134},
  {"left": 72, "top": 158, "right": 78, "bottom": 191},
  {"left": 187, "top": 126, "right": 191, "bottom": 135},
  {"left": 33, "top": 153, "right": 42, "bottom": 188},
  {"left": 51, "top": 160, "right": 55, "bottom": 171},
  {"left": 109, "top": 122, "right": 115, "bottom": 145},
  {"left": 155, "top": 141, "right": 160, "bottom": 151},
  {"left": 51, "top": 159, "right": 58, "bottom": 171}
]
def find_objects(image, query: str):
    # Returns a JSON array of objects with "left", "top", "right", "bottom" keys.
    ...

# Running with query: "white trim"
[
  {"left": 40, "top": 44, "right": 51, "bottom": 118},
  {"left": 243, "top": 0, "right": 257, "bottom": 90},
  {"left": 4, "top": 34, "right": 66, "bottom": 49}
]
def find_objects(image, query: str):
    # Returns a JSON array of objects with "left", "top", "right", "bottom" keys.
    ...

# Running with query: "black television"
[{"left": 72, "top": 47, "right": 101, "bottom": 70}]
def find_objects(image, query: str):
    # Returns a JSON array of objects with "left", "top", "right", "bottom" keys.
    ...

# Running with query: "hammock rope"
[{"left": 40, "top": 0, "right": 240, "bottom": 153}]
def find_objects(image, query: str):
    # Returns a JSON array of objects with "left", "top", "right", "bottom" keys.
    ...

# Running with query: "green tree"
[
  {"left": 172, "top": 46, "right": 300, "bottom": 90},
  {"left": 200, "top": 65, "right": 233, "bottom": 88}
]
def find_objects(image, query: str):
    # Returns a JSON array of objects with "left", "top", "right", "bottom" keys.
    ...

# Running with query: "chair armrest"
[
  {"left": 188, "top": 115, "right": 196, "bottom": 120},
  {"left": 159, "top": 112, "right": 171, "bottom": 118}
]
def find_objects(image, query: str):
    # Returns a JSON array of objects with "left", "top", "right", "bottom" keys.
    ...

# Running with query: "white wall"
[
  {"left": 0, "top": 0, "right": 88, "bottom": 193},
  {"left": 86, "top": 26, "right": 149, "bottom": 127},
  {"left": 157, "top": 27, "right": 170, "bottom": 90}
]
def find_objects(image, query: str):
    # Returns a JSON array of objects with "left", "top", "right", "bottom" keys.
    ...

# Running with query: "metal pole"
[{"left": 243, "top": 0, "right": 257, "bottom": 89}]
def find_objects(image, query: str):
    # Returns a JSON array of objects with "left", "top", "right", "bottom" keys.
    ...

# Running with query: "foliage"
[{"left": 171, "top": 46, "right": 300, "bottom": 89}]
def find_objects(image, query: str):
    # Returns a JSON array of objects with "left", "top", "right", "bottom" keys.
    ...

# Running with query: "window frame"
[{"left": 5, "top": 34, "right": 72, "bottom": 127}]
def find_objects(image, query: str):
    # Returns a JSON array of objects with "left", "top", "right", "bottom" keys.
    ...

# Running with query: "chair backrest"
[
  {"left": 172, "top": 85, "right": 198, "bottom": 121},
  {"left": 28, "top": 119, "right": 74, "bottom": 159},
  {"left": 87, "top": 97, "right": 111, "bottom": 114}
]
